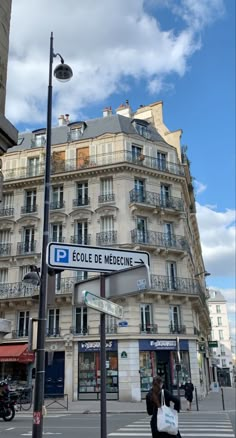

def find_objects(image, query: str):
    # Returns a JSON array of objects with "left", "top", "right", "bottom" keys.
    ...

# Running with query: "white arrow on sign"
[{"left": 47, "top": 242, "right": 150, "bottom": 273}]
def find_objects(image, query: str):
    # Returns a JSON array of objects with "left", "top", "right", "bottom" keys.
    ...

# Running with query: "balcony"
[
  {"left": 98, "top": 193, "right": 115, "bottom": 203},
  {"left": 0, "top": 282, "right": 39, "bottom": 299},
  {"left": 21, "top": 205, "right": 37, "bottom": 214},
  {"left": 50, "top": 200, "right": 65, "bottom": 210},
  {"left": 71, "top": 235, "right": 91, "bottom": 245},
  {"left": 70, "top": 326, "right": 89, "bottom": 336},
  {"left": 49, "top": 236, "right": 65, "bottom": 243},
  {"left": 12, "top": 329, "right": 28, "bottom": 338},
  {"left": 17, "top": 241, "right": 37, "bottom": 255},
  {"left": 140, "top": 324, "right": 158, "bottom": 334},
  {"left": 151, "top": 274, "right": 205, "bottom": 297},
  {"left": 56, "top": 277, "right": 77, "bottom": 295},
  {"left": 131, "top": 229, "right": 188, "bottom": 252},
  {"left": 46, "top": 328, "right": 61, "bottom": 337},
  {"left": 0, "top": 243, "right": 11, "bottom": 256},
  {"left": 96, "top": 231, "right": 117, "bottom": 245},
  {"left": 129, "top": 189, "right": 184, "bottom": 212},
  {"left": 169, "top": 324, "right": 186, "bottom": 334},
  {"left": 73, "top": 197, "right": 90, "bottom": 208},
  {"left": 3, "top": 150, "right": 185, "bottom": 182},
  {"left": 0, "top": 207, "right": 14, "bottom": 217}
]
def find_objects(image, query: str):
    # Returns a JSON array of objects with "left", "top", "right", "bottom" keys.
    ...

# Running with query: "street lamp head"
[
  {"left": 54, "top": 61, "right": 73, "bottom": 82},
  {"left": 22, "top": 271, "right": 41, "bottom": 286}
]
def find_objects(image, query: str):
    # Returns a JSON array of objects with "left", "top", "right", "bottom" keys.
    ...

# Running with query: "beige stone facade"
[{"left": 0, "top": 101, "right": 211, "bottom": 400}]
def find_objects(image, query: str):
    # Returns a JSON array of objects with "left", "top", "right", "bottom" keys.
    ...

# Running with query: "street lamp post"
[{"left": 32, "top": 32, "right": 72, "bottom": 438}]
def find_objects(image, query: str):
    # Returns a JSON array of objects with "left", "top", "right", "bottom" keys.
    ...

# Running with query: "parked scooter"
[{"left": 0, "top": 381, "right": 16, "bottom": 421}]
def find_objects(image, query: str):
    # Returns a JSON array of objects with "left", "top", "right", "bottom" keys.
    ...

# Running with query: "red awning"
[{"left": 0, "top": 344, "right": 35, "bottom": 363}]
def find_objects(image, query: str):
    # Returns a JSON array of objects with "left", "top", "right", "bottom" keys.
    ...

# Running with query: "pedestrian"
[
  {"left": 146, "top": 375, "right": 182, "bottom": 438},
  {"left": 184, "top": 379, "right": 194, "bottom": 411}
]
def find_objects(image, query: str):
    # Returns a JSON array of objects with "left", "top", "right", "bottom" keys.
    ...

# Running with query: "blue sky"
[{"left": 6, "top": 0, "right": 235, "bottom": 339}]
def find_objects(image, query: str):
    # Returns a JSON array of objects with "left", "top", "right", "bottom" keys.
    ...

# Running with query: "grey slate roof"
[
  {"left": 8, "top": 114, "right": 170, "bottom": 153},
  {"left": 208, "top": 290, "right": 226, "bottom": 303}
]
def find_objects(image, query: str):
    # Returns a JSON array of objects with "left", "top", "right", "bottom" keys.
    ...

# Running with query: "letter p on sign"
[{"left": 54, "top": 248, "right": 69, "bottom": 263}]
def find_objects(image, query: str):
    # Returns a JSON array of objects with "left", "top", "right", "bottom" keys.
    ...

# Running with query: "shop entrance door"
[{"left": 156, "top": 351, "right": 171, "bottom": 392}]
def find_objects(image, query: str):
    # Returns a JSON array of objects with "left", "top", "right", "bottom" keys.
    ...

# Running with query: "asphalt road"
[{"left": 0, "top": 412, "right": 235, "bottom": 438}]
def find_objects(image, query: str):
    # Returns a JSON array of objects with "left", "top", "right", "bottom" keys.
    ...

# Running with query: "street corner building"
[{"left": 0, "top": 100, "right": 214, "bottom": 402}]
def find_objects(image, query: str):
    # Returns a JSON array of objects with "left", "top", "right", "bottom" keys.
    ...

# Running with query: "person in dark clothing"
[
  {"left": 146, "top": 376, "right": 182, "bottom": 438},
  {"left": 184, "top": 379, "right": 194, "bottom": 411}
]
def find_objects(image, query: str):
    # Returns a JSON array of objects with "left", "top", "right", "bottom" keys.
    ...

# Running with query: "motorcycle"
[{"left": 0, "top": 381, "right": 16, "bottom": 421}]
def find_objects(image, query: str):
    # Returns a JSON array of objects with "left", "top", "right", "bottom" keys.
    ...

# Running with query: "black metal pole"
[
  {"left": 32, "top": 32, "right": 53, "bottom": 438},
  {"left": 195, "top": 387, "right": 199, "bottom": 411},
  {"left": 100, "top": 273, "right": 107, "bottom": 438},
  {"left": 221, "top": 387, "right": 225, "bottom": 410}
]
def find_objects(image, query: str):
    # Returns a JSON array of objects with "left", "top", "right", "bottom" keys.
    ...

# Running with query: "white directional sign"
[
  {"left": 47, "top": 242, "right": 150, "bottom": 273},
  {"left": 82, "top": 290, "right": 124, "bottom": 319}
]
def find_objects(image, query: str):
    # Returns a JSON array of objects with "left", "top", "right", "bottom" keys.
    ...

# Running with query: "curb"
[{"left": 17, "top": 410, "right": 233, "bottom": 415}]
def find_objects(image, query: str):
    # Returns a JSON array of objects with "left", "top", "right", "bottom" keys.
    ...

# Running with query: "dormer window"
[
  {"left": 132, "top": 119, "right": 151, "bottom": 139},
  {"left": 68, "top": 121, "right": 87, "bottom": 141},
  {"left": 31, "top": 129, "right": 46, "bottom": 148}
]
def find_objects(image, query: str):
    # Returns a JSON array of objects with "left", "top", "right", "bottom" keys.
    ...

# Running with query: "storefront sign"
[
  {"left": 139, "top": 339, "right": 189, "bottom": 351},
  {"left": 121, "top": 351, "right": 128, "bottom": 358},
  {"left": 208, "top": 340, "right": 218, "bottom": 348},
  {"left": 78, "top": 340, "right": 117, "bottom": 352}
]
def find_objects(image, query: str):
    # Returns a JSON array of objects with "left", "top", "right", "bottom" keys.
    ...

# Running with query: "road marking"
[{"left": 5, "top": 428, "right": 15, "bottom": 431}]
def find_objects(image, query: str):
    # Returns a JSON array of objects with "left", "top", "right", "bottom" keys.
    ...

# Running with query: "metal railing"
[
  {"left": 46, "top": 328, "right": 61, "bottom": 337},
  {"left": 49, "top": 236, "right": 65, "bottom": 243},
  {"left": 129, "top": 189, "right": 184, "bottom": 211},
  {"left": 73, "top": 197, "right": 90, "bottom": 207},
  {"left": 151, "top": 274, "right": 205, "bottom": 298},
  {"left": 0, "top": 207, "right": 14, "bottom": 217},
  {"left": 50, "top": 200, "right": 65, "bottom": 210},
  {"left": 17, "top": 241, "right": 37, "bottom": 255},
  {"left": 3, "top": 150, "right": 185, "bottom": 181},
  {"left": 70, "top": 326, "right": 89, "bottom": 335},
  {"left": 96, "top": 231, "right": 117, "bottom": 245},
  {"left": 98, "top": 193, "right": 115, "bottom": 203},
  {"left": 131, "top": 229, "right": 188, "bottom": 251},
  {"left": 0, "top": 282, "right": 39, "bottom": 299},
  {"left": 140, "top": 324, "right": 158, "bottom": 334},
  {"left": 169, "top": 324, "right": 186, "bottom": 334},
  {"left": 57, "top": 277, "right": 77, "bottom": 294},
  {"left": 0, "top": 243, "right": 11, "bottom": 256},
  {"left": 70, "top": 234, "right": 91, "bottom": 245},
  {"left": 21, "top": 204, "right": 37, "bottom": 214}
]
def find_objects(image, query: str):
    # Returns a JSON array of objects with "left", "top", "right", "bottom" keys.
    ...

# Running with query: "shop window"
[
  {"left": 18, "top": 311, "right": 29, "bottom": 337},
  {"left": 170, "top": 351, "right": 191, "bottom": 388},
  {"left": 78, "top": 351, "right": 118, "bottom": 395},
  {"left": 140, "top": 351, "right": 156, "bottom": 391}
]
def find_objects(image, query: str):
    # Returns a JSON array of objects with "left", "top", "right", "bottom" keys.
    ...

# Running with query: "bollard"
[
  {"left": 221, "top": 387, "right": 225, "bottom": 410},
  {"left": 195, "top": 387, "right": 199, "bottom": 411}
]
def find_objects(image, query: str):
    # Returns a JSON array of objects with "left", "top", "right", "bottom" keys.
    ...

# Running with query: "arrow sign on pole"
[{"left": 82, "top": 290, "right": 124, "bottom": 319}]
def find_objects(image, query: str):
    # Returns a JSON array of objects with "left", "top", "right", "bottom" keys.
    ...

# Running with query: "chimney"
[
  {"left": 116, "top": 100, "right": 132, "bottom": 118},
  {"left": 103, "top": 106, "right": 112, "bottom": 117},
  {"left": 58, "top": 115, "right": 66, "bottom": 126},
  {"left": 65, "top": 114, "right": 70, "bottom": 124}
]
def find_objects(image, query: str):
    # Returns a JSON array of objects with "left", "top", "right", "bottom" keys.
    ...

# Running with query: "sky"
[{"left": 5, "top": 0, "right": 235, "bottom": 343}]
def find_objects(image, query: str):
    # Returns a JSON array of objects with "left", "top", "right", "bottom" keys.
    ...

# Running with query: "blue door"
[{"left": 45, "top": 351, "right": 65, "bottom": 396}]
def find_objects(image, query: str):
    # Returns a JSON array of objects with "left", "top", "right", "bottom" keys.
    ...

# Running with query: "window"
[
  {"left": 75, "top": 221, "right": 88, "bottom": 244},
  {"left": 216, "top": 305, "right": 221, "bottom": 313},
  {"left": 100, "top": 178, "right": 114, "bottom": 202},
  {"left": 2, "top": 193, "right": 14, "bottom": 208},
  {"left": 106, "top": 315, "right": 117, "bottom": 334},
  {"left": 19, "top": 265, "right": 31, "bottom": 281},
  {"left": 140, "top": 304, "right": 152, "bottom": 333},
  {"left": 34, "top": 133, "right": 46, "bottom": 147},
  {"left": 51, "top": 186, "right": 64, "bottom": 209},
  {"left": 157, "top": 152, "right": 167, "bottom": 171},
  {"left": 222, "top": 359, "right": 227, "bottom": 367},
  {"left": 134, "top": 121, "right": 150, "bottom": 139},
  {"left": 0, "top": 268, "right": 8, "bottom": 283},
  {"left": 0, "top": 230, "right": 10, "bottom": 244},
  {"left": 75, "top": 307, "right": 88, "bottom": 334},
  {"left": 24, "top": 189, "right": 37, "bottom": 213},
  {"left": 217, "top": 317, "right": 222, "bottom": 326},
  {"left": 71, "top": 127, "right": 82, "bottom": 140},
  {"left": 76, "top": 182, "right": 88, "bottom": 206},
  {"left": 27, "top": 157, "right": 40, "bottom": 176},
  {"left": 220, "top": 344, "right": 225, "bottom": 355},
  {"left": 18, "top": 311, "right": 29, "bottom": 337},
  {"left": 136, "top": 216, "right": 147, "bottom": 243},
  {"left": 101, "top": 216, "right": 114, "bottom": 232},
  {"left": 132, "top": 145, "right": 142, "bottom": 161},
  {"left": 134, "top": 179, "right": 145, "bottom": 202},
  {"left": 160, "top": 184, "right": 171, "bottom": 207},
  {"left": 169, "top": 305, "right": 181, "bottom": 332},
  {"left": 166, "top": 261, "right": 177, "bottom": 290},
  {"left": 98, "top": 216, "right": 116, "bottom": 244},
  {"left": 55, "top": 272, "right": 61, "bottom": 291},
  {"left": 51, "top": 223, "right": 63, "bottom": 242},
  {"left": 219, "top": 330, "right": 224, "bottom": 340},
  {"left": 164, "top": 223, "right": 175, "bottom": 246},
  {"left": 23, "top": 227, "right": 35, "bottom": 252},
  {"left": 76, "top": 271, "right": 88, "bottom": 282},
  {"left": 47, "top": 309, "right": 60, "bottom": 336}
]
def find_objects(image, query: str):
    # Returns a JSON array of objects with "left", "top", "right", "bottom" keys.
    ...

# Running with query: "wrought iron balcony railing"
[
  {"left": 96, "top": 231, "right": 117, "bottom": 245},
  {"left": 17, "top": 241, "right": 37, "bottom": 255},
  {"left": 12, "top": 329, "right": 29, "bottom": 338},
  {"left": 50, "top": 200, "right": 65, "bottom": 210},
  {"left": 99, "top": 325, "right": 117, "bottom": 334},
  {"left": 3, "top": 150, "right": 185, "bottom": 182},
  {"left": 21, "top": 204, "right": 37, "bottom": 214},
  {"left": 0, "top": 282, "right": 39, "bottom": 299},
  {"left": 0, "top": 243, "right": 11, "bottom": 256},
  {"left": 140, "top": 324, "right": 158, "bottom": 334},
  {"left": 169, "top": 324, "right": 186, "bottom": 334},
  {"left": 131, "top": 229, "right": 188, "bottom": 251},
  {"left": 70, "top": 234, "right": 91, "bottom": 245},
  {"left": 98, "top": 193, "right": 115, "bottom": 203},
  {"left": 0, "top": 207, "right": 14, "bottom": 217},
  {"left": 70, "top": 326, "right": 89, "bottom": 336},
  {"left": 73, "top": 197, "right": 90, "bottom": 207},
  {"left": 151, "top": 274, "right": 206, "bottom": 299},
  {"left": 49, "top": 236, "right": 65, "bottom": 243},
  {"left": 46, "top": 328, "right": 61, "bottom": 337},
  {"left": 129, "top": 189, "right": 184, "bottom": 212}
]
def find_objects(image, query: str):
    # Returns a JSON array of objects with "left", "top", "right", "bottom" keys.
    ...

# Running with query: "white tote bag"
[{"left": 157, "top": 390, "right": 178, "bottom": 436}]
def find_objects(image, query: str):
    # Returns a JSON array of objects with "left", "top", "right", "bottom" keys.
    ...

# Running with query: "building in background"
[
  {"left": 0, "top": 100, "right": 211, "bottom": 400},
  {"left": 208, "top": 290, "right": 234, "bottom": 386}
]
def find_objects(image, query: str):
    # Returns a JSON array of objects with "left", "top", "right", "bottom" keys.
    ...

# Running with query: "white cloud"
[
  {"left": 194, "top": 180, "right": 207, "bottom": 195},
  {"left": 196, "top": 203, "right": 236, "bottom": 276},
  {"left": 6, "top": 0, "right": 225, "bottom": 127}
]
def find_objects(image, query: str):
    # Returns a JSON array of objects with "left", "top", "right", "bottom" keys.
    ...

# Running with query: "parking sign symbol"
[{"left": 55, "top": 248, "right": 69, "bottom": 263}]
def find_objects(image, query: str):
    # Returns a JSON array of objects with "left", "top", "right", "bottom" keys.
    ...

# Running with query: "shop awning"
[{"left": 0, "top": 344, "right": 35, "bottom": 363}]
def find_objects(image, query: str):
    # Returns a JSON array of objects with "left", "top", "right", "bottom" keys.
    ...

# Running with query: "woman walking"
[
  {"left": 184, "top": 379, "right": 194, "bottom": 411},
  {"left": 146, "top": 375, "right": 182, "bottom": 438}
]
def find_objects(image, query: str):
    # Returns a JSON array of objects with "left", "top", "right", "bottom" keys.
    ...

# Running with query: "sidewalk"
[{"left": 18, "top": 387, "right": 235, "bottom": 415}]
